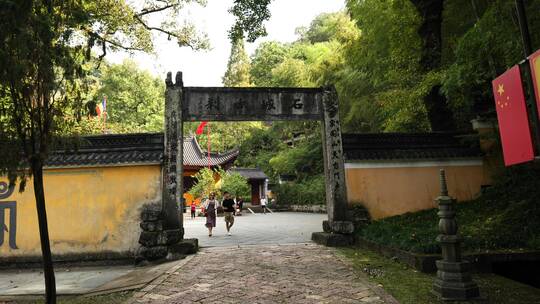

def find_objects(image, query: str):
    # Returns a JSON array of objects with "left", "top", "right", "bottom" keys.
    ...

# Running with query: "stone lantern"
[{"left": 433, "top": 169, "right": 480, "bottom": 300}]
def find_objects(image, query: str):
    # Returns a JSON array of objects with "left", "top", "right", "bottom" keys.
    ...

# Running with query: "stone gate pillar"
[
  {"left": 163, "top": 72, "right": 183, "bottom": 235},
  {"left": 319, "top": 86, "right": 353, "bottom": 238}
]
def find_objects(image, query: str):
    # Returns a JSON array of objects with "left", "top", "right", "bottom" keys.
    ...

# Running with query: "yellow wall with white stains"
[
  {"left": 0, "top": 165, "right": 161, "bottom": 257},
  {"left": 345, "top": 160, "right": 490, "bottom": 220}
]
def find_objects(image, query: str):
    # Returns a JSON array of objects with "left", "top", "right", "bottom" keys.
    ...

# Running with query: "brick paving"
[{"left": 128, "top": 243, "right": 398, "bottom": 304}]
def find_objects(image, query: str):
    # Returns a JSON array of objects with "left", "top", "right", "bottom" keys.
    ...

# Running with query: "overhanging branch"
[
  {"left": 133, "top": 15, "right": 198, "bottom": 49},
  {"left": 137, "top": 4, "right": 175, "bottom": 17}
]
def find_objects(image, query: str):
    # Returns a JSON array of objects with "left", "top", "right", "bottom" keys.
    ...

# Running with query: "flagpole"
[
  {"left": 207, "top": 123, "right": 211, "bottom": 169},
  {"left": 515, "top": 0, "right": 533, "bottom": 56},
  {"left": 515, "top": 0, "right": 540, "bottom": 155}
]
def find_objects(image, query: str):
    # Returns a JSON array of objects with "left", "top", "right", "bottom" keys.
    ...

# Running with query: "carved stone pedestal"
[
  {"left": 433, "top": 260, "right": 480, "bottom": 300},
  {"left": 314, "top": 220, "right": 355, "bottom": 247}
]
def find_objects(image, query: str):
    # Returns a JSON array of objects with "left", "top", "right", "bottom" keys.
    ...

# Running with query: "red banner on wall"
[
  {"left": 529, "top": 49, "right": 540, "bottom": 120},
  {"left": 492, "top": 65, "right": 534, "bottom": 166}
]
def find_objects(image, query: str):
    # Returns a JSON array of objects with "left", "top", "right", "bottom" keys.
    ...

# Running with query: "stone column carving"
[
  {"left": 433, "top": 169, "right": 480, "bottom": 300},
  {"left": 321, "top": 86, "right": 353, "bottom": 235},
  {"left": 162, "top": 72, "right": 183, "bottom": 234},
  {"left": 137, "top": 72, "right": 197, "bottom": 262}
]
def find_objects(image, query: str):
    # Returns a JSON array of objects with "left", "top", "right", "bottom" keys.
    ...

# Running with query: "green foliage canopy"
[
  {"left": 188, "top": 167, "right": 250, "bottom": 200},
  {"left": 220, "top": 172, "right": 250, "bottom": 199},
  {"left": 94, "top": 60, "right": 165, "bottom": 133},
  {"left": 189, "top": 167, "right": 218, "bottom": 200}
]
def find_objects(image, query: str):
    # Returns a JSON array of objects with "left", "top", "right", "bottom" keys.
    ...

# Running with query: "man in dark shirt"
[{"left": 222, "top": 191, "right": 236, "bottom": 236}]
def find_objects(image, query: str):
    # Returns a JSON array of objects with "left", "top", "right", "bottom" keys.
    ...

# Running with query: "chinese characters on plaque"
[{"left": 183, "top": 88, "right": 321, "bottom": 121}]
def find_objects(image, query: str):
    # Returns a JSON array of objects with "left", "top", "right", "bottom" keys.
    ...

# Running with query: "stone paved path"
[
  {"left": 128, "top": 244, "right": 397, "bottom": 304},
  {"left": 183, "top": 212, "right": 327, "bottom": 247}
]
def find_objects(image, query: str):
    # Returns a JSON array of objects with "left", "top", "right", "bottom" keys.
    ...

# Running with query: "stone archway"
[{"left": 161, "top": 71, "right": 353, "bottom": 245}]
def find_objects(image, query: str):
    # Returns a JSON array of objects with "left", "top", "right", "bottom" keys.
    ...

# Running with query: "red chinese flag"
[
  {"left": 492, "top": 65, "right": 534, "bottom": 166},
  {"left": 529, "top": 49, "right": 540, "bottom": 119},
  {"left": 195, "top": 121, "right": 208, "bottom": 135}
]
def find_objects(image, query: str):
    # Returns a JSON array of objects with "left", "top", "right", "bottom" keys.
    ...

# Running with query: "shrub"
[
  {"left": 220, "top": 172, "right": 250, "bottom": 199},
  {"left": 188, "top": 168, "right": 218, "bottom": 199},
  {"left": 273, "top": 175, "right": 326, "bottom": 205}
]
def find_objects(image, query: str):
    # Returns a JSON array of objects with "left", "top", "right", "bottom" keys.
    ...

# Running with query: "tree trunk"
[
  {"left": 411, "top": 0, "right": 456, "bottom": 131},
  {"left": 31, "top": 158, "right": 56, "bottom": 303}
]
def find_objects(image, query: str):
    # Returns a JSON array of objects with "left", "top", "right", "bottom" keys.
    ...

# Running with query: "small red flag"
[
  {"left": 492, "top": 65, "right": 534, "bottom": 166},
  {"left": 196, "top": 121, "right": 208, "bottom": 135},
  {"left": 529, "top": 49, "right": 540, "bottom": 119}
]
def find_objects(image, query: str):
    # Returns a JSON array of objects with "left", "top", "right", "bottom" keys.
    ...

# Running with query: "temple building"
[
  {"left": 181, "top": 135, "right": 239, "bottom": 190},
  {"left": 228, "top": 168, "right": 269, "bottom": 205}
]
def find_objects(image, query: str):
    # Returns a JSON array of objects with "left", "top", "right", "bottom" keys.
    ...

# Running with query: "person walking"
[
  {"left": 260, "top": 196, "right": 267, "bottom": 214},
  {"left": 203, "top": 193, "right": 218, "bottom": 237},
  {"left": 190, "top": 201, "right": 196, "bottom": 219},
  {"left": 222, "top": 191, "right": 236, "bottom": 236}
]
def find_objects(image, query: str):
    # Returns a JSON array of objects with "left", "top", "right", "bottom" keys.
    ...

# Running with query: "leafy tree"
[
  {"left": 189, "top": 167, "right": 250, "bottom": 200},
  {"left": 236, "top": 127, "right": 283, "bottom": 179},
  {"left": 441, "top": 0, "right": 540, "bottom": 127},
  {"left": 229, "top": 0, "right": 272, "bottom": 42},
  {"left": 189, "top": 168, "right": 219, "bottom": 200},
  {"left": 0, "top": 2, "right": 97, "bottom": 300},
  {"left": 299, "top": 11, "right": 359, "bottom": 44},
  {"left": 94, "top": 60, "right": 165, "bottom": 133},
  {"left": 345, "top": 0, "right": 428, "bottom": 132},
  {"left": 270, "top": 57, "right": 314, "bottom": 87},
  {"left": 223, "top": 38, "right": 252, "bottom": 87},
  {"left": 269, "top": 135, "right": 323, "bottom": 180},
  {"left": 250, "top": 41, "right": 291, "bottom": 86},
  {"left": 408, "top": 0, "right": 457, "bottom": 131},
  {"left": 220, "top": 171, "right": 250, "bottom": 199},
  {"left": 343, "top": 0, "right": 540, "bottom": 131}
]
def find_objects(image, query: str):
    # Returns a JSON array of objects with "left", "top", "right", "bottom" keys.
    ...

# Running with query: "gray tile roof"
[
  {"left": 46, "top": 133, "right": 238, "bottom": 168},
  {"left": 183, "top": 136, "right": 239, "bottom": 167},
  {"left": 342, "top": 133, "right": 482, "bottom": 161},
  {"left": 229, "top": 168, "right": 269, "bottom": 180}
]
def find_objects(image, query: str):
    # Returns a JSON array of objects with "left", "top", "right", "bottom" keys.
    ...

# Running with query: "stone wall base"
[
  {"left": 0, "top": 251, "right": 135, "bottom": 269},
  {"left": 169, "top": 239, "right": 198, "bottom": 256},
  {"left": 356, "top": 236, "right": 540, "bottom": 273},
  {"left": 312, "top": 232, "right": 353, "bottom": 247},
  {"left": 138, "top": 203, "right": 197, "bottom": 263}
]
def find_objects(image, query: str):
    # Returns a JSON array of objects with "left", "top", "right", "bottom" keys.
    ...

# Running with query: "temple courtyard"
[{"left": 183, "top": 212, "right": 326, "bottom": 247}]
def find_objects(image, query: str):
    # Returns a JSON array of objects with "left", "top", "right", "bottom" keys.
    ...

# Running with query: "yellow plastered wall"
[
  {"left": 0, "top": 165, "right": 161, "bottom": 257},
  {"left": 345, "top": 161, "right": 490, "bottom": 220}
]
